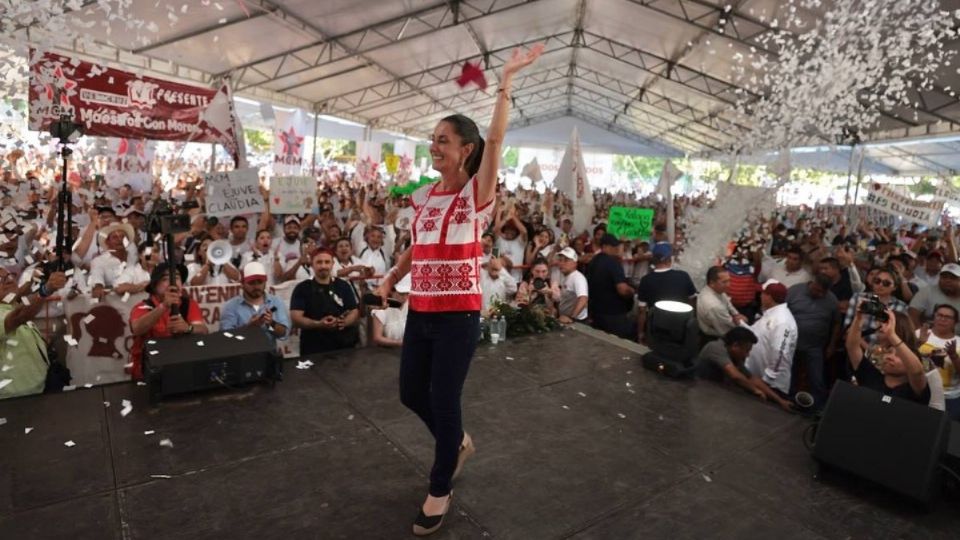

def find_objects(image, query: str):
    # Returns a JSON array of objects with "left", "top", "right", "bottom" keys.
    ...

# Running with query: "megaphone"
[{"left": 207, "top": 239, "right": 232, "bottom": 266}]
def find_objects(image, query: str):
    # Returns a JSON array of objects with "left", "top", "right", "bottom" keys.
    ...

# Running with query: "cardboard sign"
[
  {"left": 864, "top": 182, "right": 943, "bottom": 227},
  {"left": 608, "top": 206, "right": 654, "bottom": 239},
  {"left": 270, "top": 176, "right": 316, "bottom": 214},
  {"left": 205, "top": 168, "right": 265, "bottom": 217}
]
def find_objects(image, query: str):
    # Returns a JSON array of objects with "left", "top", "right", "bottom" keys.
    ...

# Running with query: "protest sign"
[
  {"left": 103, "top": 137, "right": 156, "bottom": 192},
  {"left": 64, "top": 282, "right": 301, "bottom": 387},
  {"left": 205, "top": 168, "right": 265, "bottom": 217},
  {"left": 270, "top": 176, "right": 316, "bottom": 214},
  {"left": 608, "top": 206, "right": 654, "bottom": 239},
  {"left": 863, "top": 182, "right": 943, "bottom": 227}
]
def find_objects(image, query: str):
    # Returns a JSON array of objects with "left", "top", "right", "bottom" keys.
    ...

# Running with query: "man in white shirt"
[
  {"left": 760, "top": 246, "right": 811, "bottom": 289},
  {"left": 697, "top": 266, "right": 747, "bottom": 338},
  {"left": 742, "top": 280, "right": 798, "bottom": 411},
  {"left": 89, "top": 223, "right": 135, "bottom": 299},
  {"left": 272, "top": 216, "right": 302, "bottom": 266},
  {"left": 480, "top": 256, "right": 517, "bottom": 315},
  {"left": 115, "top": 241, "right": 158, "bottom": 295},
  {"left": 553, "top": 247, "right": 588, "bottom": 323}
]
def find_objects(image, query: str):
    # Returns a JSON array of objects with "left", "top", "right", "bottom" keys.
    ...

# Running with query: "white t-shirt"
[
  {"left": 372, "top": 303, "right": 409, "bottom": 341},
  {"left": 271, "top": 238, "right": 301, "bottom": 268},
  {"left": 186, "top": 263, "right": 233, "bottom": 286},
  {"left": 116, "top": 263, "right": 150, "bottom": 286},
  {"left": 496, "top": 236, "right": 526, "bottom": 281},
  {"left": 559, "top": 270, "right": 589, "bottom": 320},
  {"left": 87, "top": 252, "right": 127, "bottom": 288},
  {"left": 358, "top": 246, "right": 390, "bottom": 287}
]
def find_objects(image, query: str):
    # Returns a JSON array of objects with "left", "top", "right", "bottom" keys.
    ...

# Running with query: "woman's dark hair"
[
  {"left": 440, "top": 114, "right": 485, "bottom": 177},
  {"left": 146, "top": 263, "right": 188, "bottom": 295}
]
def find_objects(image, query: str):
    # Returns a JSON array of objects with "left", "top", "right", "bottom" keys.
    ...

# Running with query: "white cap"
[
  {"left": 557, "top": 247, "right": 578, "bottom": 260},
  {"left": 242, "top": 261, "right": 267, "bottom": 282}
]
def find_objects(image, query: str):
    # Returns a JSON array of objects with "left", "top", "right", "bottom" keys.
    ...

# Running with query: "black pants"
[
  {"left": 400, "top": 310, "right": 480, "bottom": 497},
  {"left": 592, "top": 312, "right": 636, "bottom": 341}
]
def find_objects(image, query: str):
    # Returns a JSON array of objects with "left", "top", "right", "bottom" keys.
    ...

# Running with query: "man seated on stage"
[
  {"left": 290, "top": 249, "right": 360, "bottom": 355},
  {"left": 129, "top": 263, "right": 209, "bottom": 381},
  {"left": 220, "top": 261, "right": 290, "bottom": 347}
]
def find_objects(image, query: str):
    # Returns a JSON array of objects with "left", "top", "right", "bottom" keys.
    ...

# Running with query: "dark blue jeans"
[{"left": 400, "top": 310, "right": 480, "bottom": 497}]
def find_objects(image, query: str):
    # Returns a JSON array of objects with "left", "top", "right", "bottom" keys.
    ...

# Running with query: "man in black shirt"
[
  {"left": 586, "top": 234, "right": 636, "bottom": 340},
  {"left": 290, "top": 249, "right": 360, "bottom": 355},
  {"left": 636, "top": 242, "right": 696, "bottom": 341},
  {"left": 818, "top": 256, "right": 853, "bottom": 313}
]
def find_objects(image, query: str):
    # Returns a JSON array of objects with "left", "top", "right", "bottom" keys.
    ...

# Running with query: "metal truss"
[
  {"left": 511, "top": 108, "right": 685, "bottom": 156},
  {"left": 221, "top": 0, "right": 540, "bottom": 93}
]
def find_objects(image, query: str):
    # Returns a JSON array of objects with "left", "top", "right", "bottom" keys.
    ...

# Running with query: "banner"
[
  {"left": 552, "top": 127, "right": 595, "bottom": 236},
  {"left": 608, "top": 207, "right": 654, "bottom": 239},
  {"left": 270, "top": 176, "right": 316, "bottom": 214},
  {"left": 29, "top": 51, "right": 240, "bottom": 154},
  {"left": 64, "top": 283, "right": 301, "bottom": 387},
  {"left": 273, "top": 108, "right": 308, "bottom": 175},
  {"left": 205, "top": 168, "right": 265, "bottom": 217},
  {"left": 863, "top": 182, "right": 943, "bottom": 227},
  {"left": 103, "top": 137, "right": 156, "bottom": 193}
]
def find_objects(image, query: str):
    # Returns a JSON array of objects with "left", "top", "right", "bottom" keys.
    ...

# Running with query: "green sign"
[{"left": 608, "top": 206, "right": 654, "bottom": 239}]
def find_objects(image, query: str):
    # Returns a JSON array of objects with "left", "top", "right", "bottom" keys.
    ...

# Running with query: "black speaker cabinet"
[
  {"left": 143, "top": 327, "right": 282, "bottom": 405},
  {"left": 813, "top": 381, "right": 950, "bottom": 505}
]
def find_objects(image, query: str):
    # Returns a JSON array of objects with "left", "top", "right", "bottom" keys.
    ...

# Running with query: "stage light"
[{"left": 641, "top": 300, "right": 700, "bottom": 378}]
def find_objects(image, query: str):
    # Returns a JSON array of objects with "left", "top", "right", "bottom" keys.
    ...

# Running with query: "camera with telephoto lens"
[
  {"left": 858, "top": 294, "right": 889, "bottom": 322},
  {"left": 146, "top": 199, "right": 193, "bottom": 235},
  {"left": 533, "top": 277, "right": 547, "bottom": 290}
]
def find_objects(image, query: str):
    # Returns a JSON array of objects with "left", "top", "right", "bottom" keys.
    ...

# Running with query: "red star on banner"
[
  {"left": 278, "top": 126, "right": 304, "bottom": 158},
  {"left": 456, "top": 61, "right": 487, "bottom": 90},
  {"left": 44, "top": 65, "right": 78, "bottom": 105}
]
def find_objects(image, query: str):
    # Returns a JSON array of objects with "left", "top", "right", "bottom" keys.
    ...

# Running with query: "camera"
[
  {"left": 533, "top": 277, "right": 547, "bottom": 290},
  {"left": 858, "top": 294, "right": 889, "bottom": 322},
  {"left": 146, "top": 199, "right": 192, "bottom": 235}
]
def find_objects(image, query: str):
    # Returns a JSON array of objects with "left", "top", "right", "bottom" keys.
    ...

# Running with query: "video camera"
[{"left": 858, "top": 294, "right": 889, "bottom": 322}]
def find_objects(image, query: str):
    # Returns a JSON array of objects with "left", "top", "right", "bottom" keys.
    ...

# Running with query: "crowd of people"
[{"left": 1, "top": 146, "right": 958, "bottom": 423}]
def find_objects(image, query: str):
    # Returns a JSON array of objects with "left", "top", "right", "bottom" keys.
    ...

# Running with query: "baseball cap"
[
  {"left": 761, "top": 279, "right": 788, "bottom": 303},
  {"left": 557, "top": 247, "right": 578, "bottom": 260},
  {"left": 242, "top": 261, "right": 268, "bottom": 282},
  {"left": 651, "top": 242, "right": 672, "bottom": 261},
  {"left": 940, "top": 263, "right": 960, "bottom": 277},
  {"left": 283, "top": 215, "right": 300, "bottom": 226}
]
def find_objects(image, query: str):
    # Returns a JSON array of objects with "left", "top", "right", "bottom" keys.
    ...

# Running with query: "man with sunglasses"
[{"left": 220, "top": 261, "right": 290, "bottom": 347}]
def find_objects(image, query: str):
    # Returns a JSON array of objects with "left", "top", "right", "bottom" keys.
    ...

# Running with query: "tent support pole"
[
  {"left": 851, "top": 146, "right": 865, "bottom": 223},
  {"left": 210, "top": 143, "right": 217, "bottom": 173},
  {"left": 311, "top": 111, "right": 319, "bottom": 175}
]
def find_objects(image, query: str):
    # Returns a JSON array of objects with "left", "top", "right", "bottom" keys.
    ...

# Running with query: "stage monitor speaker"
[{"left": 813, "top": 381, "right": 950, "bottom": 505}]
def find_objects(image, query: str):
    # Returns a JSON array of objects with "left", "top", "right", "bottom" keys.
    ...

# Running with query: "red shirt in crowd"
[{"left": 128, "top": 295, "right": 204, "bottom": 380}]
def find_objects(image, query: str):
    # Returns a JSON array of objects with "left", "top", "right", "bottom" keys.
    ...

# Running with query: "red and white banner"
[
  {"left": 104, "top": 137, "right": 156, "bottom": 193},
  {"left": 273, "top": 108, "right": 308, "bottom": 176},
  {"left": 29, "top": 51, "right": 243, "bottom": 162}
]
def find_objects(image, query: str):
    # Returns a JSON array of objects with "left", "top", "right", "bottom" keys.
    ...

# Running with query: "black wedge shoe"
[{"left": 412, "top": 494, "right": 452, "bottom": 536}]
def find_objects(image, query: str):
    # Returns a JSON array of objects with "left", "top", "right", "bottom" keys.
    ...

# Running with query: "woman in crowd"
[
  {"left": 240, "top": 229, "right": 278, "bottom": 285},
  {"left": 374, "top": 44, "right": 543, "bottom": 535},
  {"left": 515, "top": 259, "right": 557, "bottom": 315},
  {"left": 187, "top": 237, "right": 233, "bottom": 286},
  {"left": 371, "top": 274, "right": 411, "bottom": 347},
  {"left": 843, "top": 266, "right": 908, "bottom": 346},
  {"left": 846, "top": 303, "right": 930, "bottom": 405},
  {"left": 917, "top": 304, "right": 960, "bottom": 415}
]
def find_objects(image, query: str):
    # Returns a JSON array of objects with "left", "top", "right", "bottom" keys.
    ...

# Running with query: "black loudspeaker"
[{"left": 812, "top": 381, "right": 950, "bottom": 505}]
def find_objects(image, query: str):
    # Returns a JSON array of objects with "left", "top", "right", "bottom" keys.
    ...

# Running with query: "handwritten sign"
[
  {"left": 205, "top": 168, "right": 265, "bottom": 217},
  {"left": 270, "top": 176, "right": 316, "bottom": 214},
  {"left": 608, "top": 206, "right": 654, "bottom": 239}
]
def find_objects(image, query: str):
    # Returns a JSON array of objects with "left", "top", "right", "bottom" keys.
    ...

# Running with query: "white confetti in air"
[
  {"left": 196, "top": 341, "right": 204, "bottom": 347},
  {"left": 577, "top": 392, "right": 586, "bottom": 398},
  {"left": 561, "top": 405, "right": 570, "bottom": 410},
  {"left": 702, "top": 474, "right": 712, "bottom": 483},
  {"left": 25, "top": 427, "right": 33, "bottom": 434},
  {"left": 505, "top": 356, "right": 514, "bottom": 360},
  {"left": 2, "top": 293, "right": 14, "bottom": 303},
  {"left": 617, "top": 413, "right": 626, "bottom": 419},
  {"left": 148, "top": 350, "right": 159, "bottom": 355},
  {"left": 0, "top": 379, "right": 11, "bottom": 390},
  {"left": 235, "top": 335, "right": 245, "bottom": 341},
  {"left": 64, "top": 440, "right": 75, "bottom": 447},
  {"left": 103, "top": 402, "right": 110, "bottom": 408},
  {"left": 144, "top": 430, "right": 155, "bottom": 435},
  {"left": 147, "top": 340, "right": 157, "bottom": 345},
  {"left": 223, "top": 332, "right": 234, "bottom": 338},
  {"left": 121, "top": 292, "right": 130, "bottom": 303},
  {"left": 1, "top": 363, "right": 10, "bottom": 371},
  {"left": 159, "top": 438, "right": 173, "bottom": 448},
  {"left": 82, "top": 313, "right": 95, "bottom": 325},
  {"left": 625, "top": 382, "right": 632, "bottom": 388},
  {"left": 121, "top": 399, "right": 133, "bottom": 417}
]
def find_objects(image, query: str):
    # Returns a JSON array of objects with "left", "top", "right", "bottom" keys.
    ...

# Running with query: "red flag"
[{"left": 456, "top": 62, "right": 487, "bottom": 90}]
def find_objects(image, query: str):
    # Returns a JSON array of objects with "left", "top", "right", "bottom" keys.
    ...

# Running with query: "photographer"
[
  {"left": 843, "top": 267, "right": 908, "bottom": 346},
  {"left": 845, "top": 303, "right": 929, "bottom": 405},
  {"left": 129, "top": 264, "right": 209, "bottom": 381},
  {"left": 0, "top": 268, "right": 67, "bottom": 399},
  {"left": 515, "top": 259, "right": 556, "bottom": 315}
]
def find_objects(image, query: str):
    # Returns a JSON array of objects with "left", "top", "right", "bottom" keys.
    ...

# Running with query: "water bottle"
[{"left": 497, "top": 316, "right": 508, "bottom": 343}]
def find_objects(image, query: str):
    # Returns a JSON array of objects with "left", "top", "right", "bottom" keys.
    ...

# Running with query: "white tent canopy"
[{"left": 19, "top": 0, "right": 960, "bottom": 163}]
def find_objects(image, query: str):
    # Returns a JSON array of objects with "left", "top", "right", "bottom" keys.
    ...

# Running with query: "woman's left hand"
[{"left": 502, "top": 43, "right": 545, "bottom": 78}]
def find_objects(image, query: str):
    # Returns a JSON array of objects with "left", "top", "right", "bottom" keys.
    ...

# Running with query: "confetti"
[
  {"left": 1, "top": 364, "right": 10, "bottom": 371},
  {"left": 617, "top": 413, "right": 626, "bottom": 419},
  {"left": 347, "top": 414, "right": 354, "bottom": 420},
  {"left": 82, "top": 313, "right": 96, "bottom": 325},
  {"left": 0, "top": 379, "right": 11, "bottom": 390},
  {"left": 196, "top": 341, "right": 205, "bottom": 347},
  {"left": 25, "top": 427, "right": 33, "bottom": 434},
  {"left": 505, "top": 356, "right": 514, "bottom": 360},
  {"left": 0, "top": 417, "right": 5, "bottom": 426},
  {"left": 144, "top": 430, "right": 155, "bottom": 435},
  {"left": 121, "top": 399, "right": 133, "bottom": 417},
  {"left": 561, "top": 405, "right": 570, "bottom": 410},
  {"left": 702, "top": 474, "right": 712, "bottom": 483},
  {"left": 577, "top": 392, "right": 586, "bottom": 398},
  {"left": 295, "top": 360, "right": 314, "bottom": 370},
  {"left": 64, "top": 440, "right": 76, "bottom": 447},
  {"left": 235, "top": 335, "right": 245, "bottom": 341},
  {"left": 150, "top": 474, "right": 172, "bottom": 479},
  {"left": 159, "top": 438, "right": 174, "bottom": 448},
  {"left": 223, "top": 332, "right": 234, "bottom": 338}
]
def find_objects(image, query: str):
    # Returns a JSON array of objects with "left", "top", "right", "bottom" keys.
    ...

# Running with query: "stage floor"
[{"left": 1, "top": 327, "right": 957, "bottom": 539}]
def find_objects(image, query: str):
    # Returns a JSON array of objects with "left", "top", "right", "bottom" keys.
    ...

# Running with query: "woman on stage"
[{"left": 375, "top": 44, "right": 543, "bottom": 536}]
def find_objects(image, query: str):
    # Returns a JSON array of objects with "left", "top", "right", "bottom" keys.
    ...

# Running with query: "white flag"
[
  {"left": 657, "top": 160, "right": 682, "bottom": 245},
  {"left": 552, "top": 127, "right": 594, "bottom": 236},
  {"left": 273, "top": 109, "right": 308, "bottom": 176},
  {"left": 521, "top": 157, "right": 543, "bottom": 182}
]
